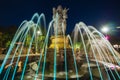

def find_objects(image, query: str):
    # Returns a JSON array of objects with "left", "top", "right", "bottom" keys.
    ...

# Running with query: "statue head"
[{"left": 52, "top": 5, "right": 68, "bottom": 35}]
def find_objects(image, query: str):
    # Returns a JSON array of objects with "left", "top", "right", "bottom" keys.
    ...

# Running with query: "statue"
[
  {"left": 53, "top": 5, "right": 68, "bottom": 35},
  {"left": 49, "top": 6, "right": 70, "bottom": 49}
]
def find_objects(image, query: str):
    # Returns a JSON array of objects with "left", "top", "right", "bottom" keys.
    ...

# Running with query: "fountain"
[{"left": 0, "top": 5, "right": 120, "bottom": 80}]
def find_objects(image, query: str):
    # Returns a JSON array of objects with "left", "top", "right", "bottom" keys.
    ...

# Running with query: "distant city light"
[{"left": 116, "top": 26, "right": 120, "bottom": 29}]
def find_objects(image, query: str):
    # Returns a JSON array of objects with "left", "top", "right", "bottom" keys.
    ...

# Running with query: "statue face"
[{"left": 57, "top": 5, "right": 62, "bottom": 11}]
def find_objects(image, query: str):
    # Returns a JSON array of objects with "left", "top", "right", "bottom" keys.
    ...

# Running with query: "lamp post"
[{"left": 35, "top": 30, "right": 42, "bottom": 54}]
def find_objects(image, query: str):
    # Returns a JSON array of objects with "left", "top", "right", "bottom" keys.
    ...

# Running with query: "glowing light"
[
  {"left": 37, "top": 30, "right": 42, "bottom": 35},
  {"left": 105, "top": 35, "right": 110, "bottom": 40},
  {"left": 101, "top": 26, "right": 109, "bottom": 33},
  {"left": 116, "top": 26, "right": 120, "bottom": 29}
]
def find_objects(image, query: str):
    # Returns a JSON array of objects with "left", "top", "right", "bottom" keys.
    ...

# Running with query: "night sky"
[{"left": 0, "top": 0, "right": 120, "bottom": 34}]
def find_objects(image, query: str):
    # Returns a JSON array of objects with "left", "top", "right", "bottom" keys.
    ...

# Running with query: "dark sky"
[{"left": 0, "top": 0, "right": 120, "bottom": 33}]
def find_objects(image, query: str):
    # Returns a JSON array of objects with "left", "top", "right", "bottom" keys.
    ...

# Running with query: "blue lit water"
[{"left": 0, "top": 13, "right": 120, "bottom": 80}]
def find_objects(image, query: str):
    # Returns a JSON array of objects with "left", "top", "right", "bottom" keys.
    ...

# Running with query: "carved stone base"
[
  {"left": 49, "top": 36, "right": 70, "bottom": 49},
  {"left": 46, "top": 48, "right": 75, "bottom": 72}
]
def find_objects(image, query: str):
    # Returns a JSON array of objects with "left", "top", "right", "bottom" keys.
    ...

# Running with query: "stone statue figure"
[{"left": 53, "top": 5, "right": 68, "bottom": 35}]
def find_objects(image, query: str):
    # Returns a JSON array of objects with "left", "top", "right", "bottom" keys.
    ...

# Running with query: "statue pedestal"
[
  {"left": 46, "top": 48, "right": 75, "bottom": 72},
  {"left": 49, "top": 35, "right": 70, "bottom": 50}
]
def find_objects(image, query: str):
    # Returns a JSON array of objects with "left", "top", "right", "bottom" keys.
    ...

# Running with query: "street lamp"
[
  {"left": 101, "top": 26, "right": 109, "bottom": 33},
  {"left": 37, "top": 30, "right": 42, "bottom": 35},
  {"left": 101, "top": 26, "right": 110, "bottom": 40},
  {"left": 36, "top": 30, "right": 42, "bottom": 54}
]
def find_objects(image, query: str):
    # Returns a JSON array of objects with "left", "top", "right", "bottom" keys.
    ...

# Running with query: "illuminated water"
[{"left": 0, "top": 13, "right": 120, "bottom": 80}]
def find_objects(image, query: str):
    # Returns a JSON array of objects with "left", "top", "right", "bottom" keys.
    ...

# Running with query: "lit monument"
[
  {"left": 49, "top": 5, "right": 70, "bottom": 49},
  {"left": 47, "top": 5, "right": 76, "bottom": 73}
]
